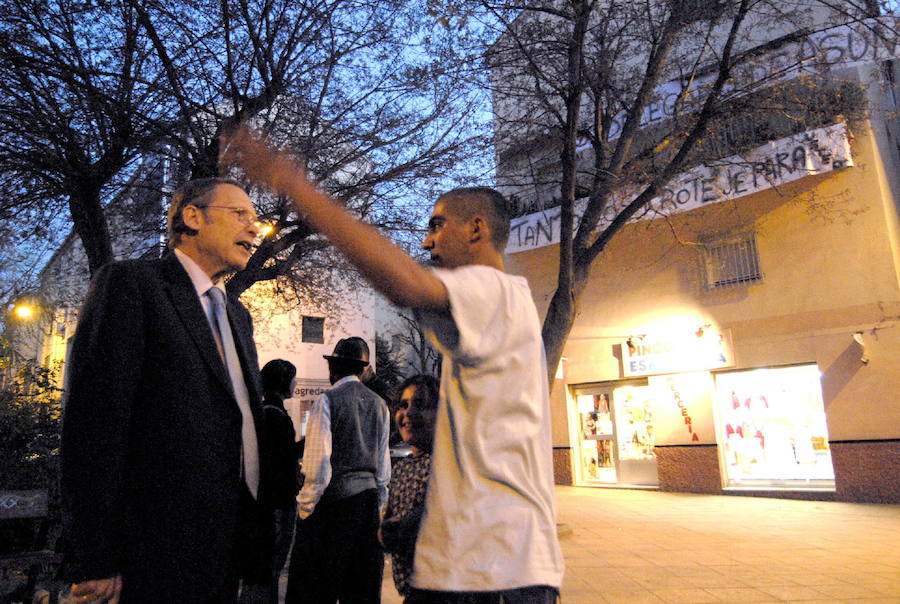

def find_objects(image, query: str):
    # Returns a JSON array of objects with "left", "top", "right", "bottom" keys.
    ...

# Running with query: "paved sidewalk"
[{"left": 379, "top": 486, "right": 900, "bottom": 603}]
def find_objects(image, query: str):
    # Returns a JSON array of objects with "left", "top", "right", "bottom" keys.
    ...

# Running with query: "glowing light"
[
  {"left": 13, "top": 304, "right": 35, "bottom": 319},
  {"left": 257, "top": 223, "right": 274, "bottom": 238}
]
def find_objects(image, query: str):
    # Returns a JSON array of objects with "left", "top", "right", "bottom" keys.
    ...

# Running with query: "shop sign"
[
  {"left": 506, "top": 122, "right": 852, "bottom": 254},
  {"left": 648, "top": 373, "right": 715, "bottom": 445},
  {"left": 293, "top": 379, "right": 330, "bottom": 403},
  {"left": 284, "top": 378, "right": 330, "bottom": 439},
  {"left": 622, "top": 329, "right": 734, "bottom": 378},
  {"left": 0, "top": 490, "right": 48, "bottom": 520}
]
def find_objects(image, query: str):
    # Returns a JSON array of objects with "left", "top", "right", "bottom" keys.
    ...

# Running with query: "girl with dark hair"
[{"left": 381, "top": 374, "right": 440, "bottom": 600}]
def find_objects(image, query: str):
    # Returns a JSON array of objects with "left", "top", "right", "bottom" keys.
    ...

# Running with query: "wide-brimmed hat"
[{"left": 323, "top": 337, "right": 370, "bottom": 367}]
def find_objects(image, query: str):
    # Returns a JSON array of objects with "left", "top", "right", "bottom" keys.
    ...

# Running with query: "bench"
[{"left": 0, "top": 490, "right": 63, "bottom": 604}]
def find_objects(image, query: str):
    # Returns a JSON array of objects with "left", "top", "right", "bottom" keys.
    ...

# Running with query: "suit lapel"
[{"left": 160, "top": 254, "right": 235, "bottom": 397}]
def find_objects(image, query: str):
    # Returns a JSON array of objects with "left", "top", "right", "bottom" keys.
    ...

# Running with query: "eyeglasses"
[{"left": 197, "top": 205, "right": 261, "bottom": 227}]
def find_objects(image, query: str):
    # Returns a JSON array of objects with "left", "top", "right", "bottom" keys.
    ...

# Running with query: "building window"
[
  {"left": 673, "top": 0, "right": 725, "bottom": 24},
  {"left": 301, "top": 316, "right": 325, "bottom": 344},
  {"left": 702, "top": 231, "right": 762, "bottom": 289},
  {"left": 714, "top": 364, "right": 834, "bottom": 489}
]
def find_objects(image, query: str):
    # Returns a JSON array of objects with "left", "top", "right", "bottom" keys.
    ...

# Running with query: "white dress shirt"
[
  {"left": 298, "top": 375, "right": 390, "bottom": 519},
  {"left": 173, "top": 248, "right": 224, "bottom": 323},
  {"left": 174, "top": 248, "right": 259, "bottom": 496}
]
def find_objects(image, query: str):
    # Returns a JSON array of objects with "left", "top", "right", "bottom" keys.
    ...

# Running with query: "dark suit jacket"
[
  {"left": 60, "top": 253, "right": 269, "bottom": 602},
  {"left": 260, "top": 394, "right": 300, "bottom": 509}
]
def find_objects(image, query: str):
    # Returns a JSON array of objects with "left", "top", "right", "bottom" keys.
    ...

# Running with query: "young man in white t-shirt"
[{"left": 223, "top": 129, "right": 564, "bottom": 603}]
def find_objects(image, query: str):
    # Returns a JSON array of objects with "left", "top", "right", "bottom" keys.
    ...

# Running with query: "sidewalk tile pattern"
[{"left": 366, "top": 485, "right": 900, "bottom": 603}]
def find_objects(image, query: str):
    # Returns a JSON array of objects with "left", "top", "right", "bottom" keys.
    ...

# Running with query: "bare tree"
[
  {"left": 0, "top": 0, "right": 170, "bottom": 276},
  {"left": 392, "top": 310, "right": 442, "bottom": 377},
  {"left": 0, "top": 0, "right": 491, "bottom": 308},
  {"left": 472, "top": 0, "right": 895, "bottom": 385},
  {"left": 373, "top": 332, "right": 406, "bottom": 387},
  {"left": 127, "top": 0, "right": 492, "bottom": 300}
]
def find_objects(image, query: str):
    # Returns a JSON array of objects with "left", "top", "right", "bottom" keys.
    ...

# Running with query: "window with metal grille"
[
  {"left": 301, "top": 316, "right": 325, "bottom": 343},
  {"left": 702, "top": 232, "right": 762, "bottom": 288}
]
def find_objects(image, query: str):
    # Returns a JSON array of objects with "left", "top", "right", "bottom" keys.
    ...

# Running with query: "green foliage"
[
  {"left": 0, "top": 362, "right": 62, "bottom": 490},
  {"left": 374, "top": 332, "right": 406, "bottom": 389}
]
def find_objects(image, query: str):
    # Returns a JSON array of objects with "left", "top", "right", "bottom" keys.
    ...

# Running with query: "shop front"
[
  {"left": 504, "top": 112, "right": 900, "bottom": 502},
  {"left": 572, "top": 382, "right": 658, "bottom": 486},
  {"left": 568, "top": 328, "right": 835, "bottom": 492}
]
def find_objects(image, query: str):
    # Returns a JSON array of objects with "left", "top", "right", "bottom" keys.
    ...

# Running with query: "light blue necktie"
[{"left": 206, "top": 286, "right": 259, "bottom": 498}]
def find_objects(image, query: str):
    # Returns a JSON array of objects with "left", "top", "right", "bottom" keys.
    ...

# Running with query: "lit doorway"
[{"left": 572, "top": 381, "right": 659, "bottom": 487}]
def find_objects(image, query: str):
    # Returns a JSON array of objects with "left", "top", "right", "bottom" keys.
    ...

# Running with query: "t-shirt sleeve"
[{"left": 419, "top": 266, "right": 512, "bottom": 365}]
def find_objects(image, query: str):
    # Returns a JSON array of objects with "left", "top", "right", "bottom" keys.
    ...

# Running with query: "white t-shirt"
[{"left": 412, "top": 265, "right": 564, "bottom": 591}]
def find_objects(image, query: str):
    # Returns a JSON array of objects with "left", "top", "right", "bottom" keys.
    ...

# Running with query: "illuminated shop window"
[
  {"left": 714, "top": 364, "right": 835, "bottom": 490},
  {"left": 575, "top": 391, "right": 618, "bottom": 485},
  {"left": 572, "top": 381, "right": 659, "bottom": 487},
  {"left": 701, "top": 231, "right": 762, "bottom": 289},
  {"left": 301, "top": 316, "right": 325, "bottom": 344}
]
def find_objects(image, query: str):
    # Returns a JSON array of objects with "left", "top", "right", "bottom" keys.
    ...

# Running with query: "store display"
[
  {"left": 613, "top": 386, "right": 656, "bottom": 461},
  {"left": 715, "top": 365, "right": 834, "bottom": 487},
  {"left": 573, "top": 386, "right": 659, "bottom": 486},
  {"left": 576, "top": 393, "right": 617, "bottom": 483}
]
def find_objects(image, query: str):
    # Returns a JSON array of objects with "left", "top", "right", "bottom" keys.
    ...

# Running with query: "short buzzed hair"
[
  {"left": 166, "top": 177, "right": 245, "bottom": 249},
  {"left": 438, "top": 186, "right": 511, "bottom": 252}
]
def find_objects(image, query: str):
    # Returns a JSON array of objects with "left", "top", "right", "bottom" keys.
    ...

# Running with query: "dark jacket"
[
  {"left": 261, "top": 395, "right": 301, "bottom": 508},
  {"left": 60, "top": 253, "right": 270, "bottom": 602}
]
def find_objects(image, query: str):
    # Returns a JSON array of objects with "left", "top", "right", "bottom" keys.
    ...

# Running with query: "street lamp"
[
  {"left": 13, "top": 303, "right": 35, "bottom": 320},
  {"left": 257, "top": 223, "right": 274, "bottom": 238},
  {"left": 8, "top": 299, "right": 40, "bottom": 323}
]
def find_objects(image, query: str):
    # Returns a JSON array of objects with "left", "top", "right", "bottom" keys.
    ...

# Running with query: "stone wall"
[
  {"left": 553, "top": 448, "right": 573, "bottom": 485},
  {"left": 831, "top": 440, "right": 900, "bottom": 504},
  {"left": 655, "top": 445, "right": 723, "bottom": 494}
]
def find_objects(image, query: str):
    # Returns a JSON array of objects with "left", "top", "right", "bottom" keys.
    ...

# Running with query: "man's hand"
[
  {"left": 219, "top": 125, "right": 310, "bottom": 196},
  {"left": 70, "top": 575, "right": 122, "bottom": 603},
  {"left": 219, "top": 125, "right": 450, "bottom": 311},
  {"left": 380, "top": 515, "right": 401, "bottom": 551}
]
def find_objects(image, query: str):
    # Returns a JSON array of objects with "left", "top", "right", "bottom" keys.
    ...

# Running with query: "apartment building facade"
[{"left": 494, "top": 3, "right": 900, "bottom": 503}]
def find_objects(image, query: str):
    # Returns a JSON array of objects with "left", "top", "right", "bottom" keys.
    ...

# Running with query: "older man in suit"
[{"left": 60, "top": 177, "right": 270, "bottom": 603}]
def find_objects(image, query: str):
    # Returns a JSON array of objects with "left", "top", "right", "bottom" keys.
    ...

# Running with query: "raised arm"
[{"left": 221, "top": 127, "right": 448, "bottom": 311}]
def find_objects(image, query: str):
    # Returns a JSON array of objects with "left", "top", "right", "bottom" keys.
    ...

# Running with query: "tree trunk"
[
  {"left": 226, "top": 266, "right": 261, "bottom": 297},
  {"left": 68, "top": 188, "right": 115, "bottom": 277},
  {"left": 542, "top": 259, "right": 590, "bottom": 390}
]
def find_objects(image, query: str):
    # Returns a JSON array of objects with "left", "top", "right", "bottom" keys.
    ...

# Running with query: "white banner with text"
[{"left": 506, "top": 121, "right": 853, "bottom": 254}]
